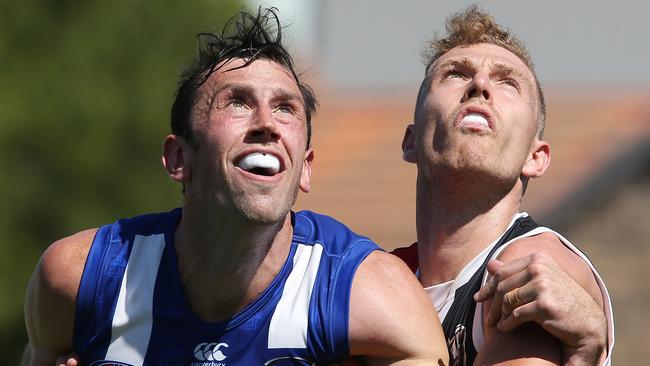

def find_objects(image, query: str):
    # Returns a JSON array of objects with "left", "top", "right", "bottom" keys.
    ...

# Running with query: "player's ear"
[
  {"left": 299, "top": 148, "right": 314, "bottom": 193},
  {"left": 522, "top": 138, "right": 550, "bottom": 178},
  {"left": 402, "top": 124, "right": 418, "bottom": 163},
  {"left": 162, "top": 134, "right": 192, "bottom": 183}
]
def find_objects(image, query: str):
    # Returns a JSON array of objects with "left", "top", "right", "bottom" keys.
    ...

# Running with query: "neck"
[
  {"left": 415, "top": 170, "right": 523, "bottom": 287},
  {"left": 175, "top": 201, "right": 293, "bottom": 323}
]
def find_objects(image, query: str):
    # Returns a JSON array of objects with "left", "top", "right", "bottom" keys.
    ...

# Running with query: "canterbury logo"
[{"left": 194, "top": 342, "right": 229, "bottom": 362}]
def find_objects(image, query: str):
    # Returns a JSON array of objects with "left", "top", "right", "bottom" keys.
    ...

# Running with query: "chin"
[
  {"left": 236, "top": 199, "right": 292, "bottom": 225},
  {"left": 437, "top": 156, "right": 517, "bottom": 187}
]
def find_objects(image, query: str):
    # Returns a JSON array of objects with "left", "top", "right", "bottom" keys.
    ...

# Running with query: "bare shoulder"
[
  {"left": 347, "top": 250, "right": 448, "bottom": 363},
  {"left": 24, "top": 228, "right": 97, "bottom": 358},
  {"left": 498, "top": 231, "right": 603, "bottom": 308},
  {"left": 38, "top": 228, "right": 97, "bottom": 298}
]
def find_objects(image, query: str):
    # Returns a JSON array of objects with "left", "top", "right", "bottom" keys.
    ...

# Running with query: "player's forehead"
[
  {"left": 202, "top": 58, "right": 303, "bottom": 99},
  {"left": 432, "top": 43, "right": 535, "bottom": 80}
]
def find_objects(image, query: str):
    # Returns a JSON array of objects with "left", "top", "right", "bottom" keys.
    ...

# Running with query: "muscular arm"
[
  {"left": 22, "top": 229, "right": 95, "bottom": 366},
  {"left": 474, "top": 233, "right": 606, "bottom": 365},
  {"left": 347, "top": 251, "right": 449, "bottom": 365},
  {"left": 475, "top": 253, "right": 607, "bottom": 365}
]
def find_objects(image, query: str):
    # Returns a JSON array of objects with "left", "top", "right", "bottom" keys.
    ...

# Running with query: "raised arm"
[
  {"left": 348, "top": 250, "right": 449, "bottom": 365},
  {"left": 474, "top": 232, "right": 607, "bottom": 365},
  {"left": 22, "top": 229, "right": 95, "bottom": 366}
]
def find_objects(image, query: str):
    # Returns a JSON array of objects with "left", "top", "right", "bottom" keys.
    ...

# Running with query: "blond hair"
[{"left": 416, "top": 5, "right": 546, "bottom": 137}]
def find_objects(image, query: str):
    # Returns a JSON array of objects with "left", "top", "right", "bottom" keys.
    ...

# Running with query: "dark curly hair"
[{"left": 170, "top": 7, "right": 317, "bottom": 148}]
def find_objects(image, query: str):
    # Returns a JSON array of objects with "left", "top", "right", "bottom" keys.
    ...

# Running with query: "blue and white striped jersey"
[{"left": 73, "top": 208, "right": 380, "bottom": 365}]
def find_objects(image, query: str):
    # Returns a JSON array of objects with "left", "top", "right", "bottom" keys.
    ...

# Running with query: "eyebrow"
[
  {"left": 211, "top": 83, "right": 254, "bottom": 98},
  {"left": 269, "top": 88, "right": 303, "bottom": 104},
  {"left": 208, "top": 83, "right": 304, "bottom": 110},
  {"left": 434, "top": 57, "right": 531, "bottom": 82},
  {"left": 205, "top": 83, "right": 249, "bottom": 111},
  {"left": 433, "top": 57, "right": 474, "bottom": 73},
  {"left": 489, "top": 62, "right": 523, "bottom": 79}
]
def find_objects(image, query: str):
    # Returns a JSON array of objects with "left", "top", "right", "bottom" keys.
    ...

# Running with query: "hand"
[
  {"left": 55, "top": 353, "right": 79, "bottom": 366},
  {"left": 474, "top": 253, "right": 607, "bottom": 365}
]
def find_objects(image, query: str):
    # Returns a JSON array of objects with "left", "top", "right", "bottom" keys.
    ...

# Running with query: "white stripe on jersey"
[
  {"left": 268, "top": 243, "right": 324, "bottom": 348},
  {"left": 104, "top": 234, "right": 166, "bottom": 365}
]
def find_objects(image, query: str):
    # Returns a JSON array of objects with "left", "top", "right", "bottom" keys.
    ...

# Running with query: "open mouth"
[
  {"left": 456, "top": 105, "right": 493, "bottom": 132},
  {"left": 460, "top": 112, "right": 490, "bottom": 129},
  {"left": 236, "top": 152, "right": 281, "bottom": 177}
]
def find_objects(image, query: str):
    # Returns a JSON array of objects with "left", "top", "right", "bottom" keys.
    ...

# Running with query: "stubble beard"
[
  {"left": 429, "top": 111, "right": 521, "bottom": 199},
  {"left": 227, "top": 178, "right": 300, "bottom": 225}
]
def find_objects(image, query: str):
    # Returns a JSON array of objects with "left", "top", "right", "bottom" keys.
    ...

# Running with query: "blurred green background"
[
  {"left": 4, "top": 1, "right": 647, "bottom": 364},
  {"left": 0, "top": 0, "right": 239, "bottom": 362}
]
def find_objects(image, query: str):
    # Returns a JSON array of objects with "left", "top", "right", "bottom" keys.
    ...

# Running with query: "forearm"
[
  {"left": 563, "top": 345, "right": 605, "bottom": 366},
  {"left": 562, "top": 304, "right": 607, "bottom": 366},
  {"left": 561, "top": 319, "right": 607, "bottom": 366}
]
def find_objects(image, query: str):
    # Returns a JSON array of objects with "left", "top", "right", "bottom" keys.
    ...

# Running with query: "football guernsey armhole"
[
  {"left": 73, "top": 225, "right": 104, "bottom": 353},
  {"left": 324, "top": 239, "right": 383, "bottom": 360},
  {"left": 437, "top": 213, "right": 537, "bottom": 365},
  {"left": 477, "top": 226, "right": 615, "bottom": 365},
  {"left": 73, "top": 223, "right": 127, "bottom": 356},
  {"left": 423, "top": 214, "right": 531, "bottom": 323},
  {"left": 465, "top": 213, "right": 537, "bottom": 352}
]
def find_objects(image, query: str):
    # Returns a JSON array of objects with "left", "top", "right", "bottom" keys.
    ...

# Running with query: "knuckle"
[
  {"left": 537, "top": 296, "right": 554, "bottom": 313},
  {"left": 492, "top": 271, "right": 504, "bottom": 282},
  {"left": 528, "top": 262, "right": 545, "bottom": 276},
  {"left": 537, "top": 277, "right": 550, "bottom": 291},
  {"left": 511, "top": 308, "right": 520, "bottom": 319},
  {"left": 496, "top": 283, "right": 508, "bottom": 295},
  {"left": 532, "top": 252, "right": 550, "bottom": 262}
]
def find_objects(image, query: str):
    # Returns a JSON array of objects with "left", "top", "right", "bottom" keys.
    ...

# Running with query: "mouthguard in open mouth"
[{"left": 237, "top": 152, "right": 281, "bottom": 176}]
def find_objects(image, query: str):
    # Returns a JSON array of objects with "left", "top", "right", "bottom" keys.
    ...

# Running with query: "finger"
[
  {"left": 504, "top": 289, "right": 522, "bottom": 307},
  {"left": 68, "top": 353, "right": 79, "bottom": 366},
  {"left": 497, "top": 301, "right": 538, "bottom": 331},
  {"left": 57, "top": 354, "right": 79, "bottom": 366},
  {"left": 492, "top": 255, "right": 536, "bottom": 278},
  {"left": 500, "top": 289, "right": 521, "bottom": 321},
  {"left": 476, "top": 256, "right": 533, "bottom": 302},
  {"left": 487, "top": 292, "right": 504, "bottom": 326},
  {"left": 487, "top": 270, "right": 533, "bottom": 325},
  {"left": 486, "top": 258, "right": 505, "bottom": 275},
  {"left": 475, "top": 260, "right": 505, "bottom": 301},
  {"left": 498, "top": 280, "right": 543, "bottom": 328}
]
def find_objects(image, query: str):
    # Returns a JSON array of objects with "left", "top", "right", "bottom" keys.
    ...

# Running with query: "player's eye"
[
  {"left": 500, "top": 78, "right": 520, "bottom": 91},
  {"left": 229, "top": 98, "right": 246, "bottom": 108},
  {"left": 445, "top": 69, "right": 465, "bottom": 79},
  {"left": 276, "top": 104, "right": 294, "bottom": 114}
]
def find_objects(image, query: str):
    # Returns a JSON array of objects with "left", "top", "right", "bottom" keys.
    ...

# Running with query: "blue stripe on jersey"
[
  {"left": 73, "top": 208, "right": 381, "bottom": 365},
  {"left": 74, "top": 223, "right": 131, "bottom": 362},
  {"left": 294, "top": 211, "right": 380, "bottom": 358}
]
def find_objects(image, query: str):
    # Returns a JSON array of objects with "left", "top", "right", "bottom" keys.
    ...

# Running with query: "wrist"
[
  {"left": 562, "top": 314, "right": 607, "bottom": 366},
  {"left": 562, "top": 342, "right": 606, "bottom": 366}
]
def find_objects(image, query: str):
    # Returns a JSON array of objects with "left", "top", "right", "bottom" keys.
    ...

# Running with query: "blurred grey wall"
[{"left": 250, "top": 0, "right": 650, "bottom": 91}]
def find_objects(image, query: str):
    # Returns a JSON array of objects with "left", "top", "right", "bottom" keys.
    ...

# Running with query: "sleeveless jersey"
[
  {"left": 74, "top": 208, "right": 381, "bottom": 366},
  {"left": 392, "top": 212, "right": 615, "bottom": 366}
]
